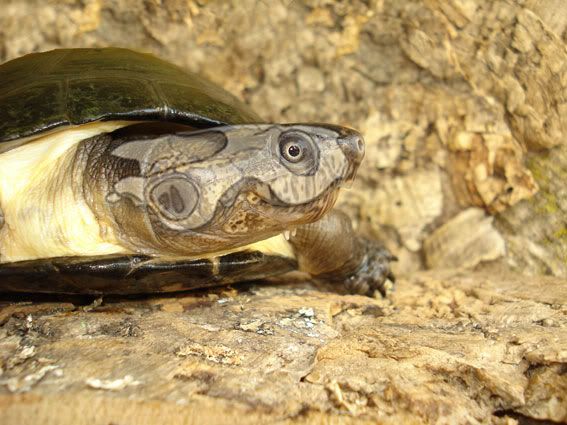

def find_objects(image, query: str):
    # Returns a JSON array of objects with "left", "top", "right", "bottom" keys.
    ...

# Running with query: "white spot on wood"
[{"left": 86, "top": 375, "right": 141, "bottom": 391}]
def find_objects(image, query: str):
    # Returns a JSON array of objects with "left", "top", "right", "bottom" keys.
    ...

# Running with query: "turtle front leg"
[{"left": 288, "top": 210, "right": 396, "bottom": 297}]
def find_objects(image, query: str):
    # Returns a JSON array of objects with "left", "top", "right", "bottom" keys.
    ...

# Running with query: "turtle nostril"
[
  {"left": 349, "top": 135, "right": 365, "bottom": 162},
  {"left": 336, "top": 129, "right": 365, "bottom": 163}
]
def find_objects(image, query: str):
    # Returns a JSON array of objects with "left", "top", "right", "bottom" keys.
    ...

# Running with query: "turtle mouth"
[
  {"left": 344, "top": 164, "right": 359, "bottom": 187},
  {"left": 248, "top": 179, "right": 342, "bottom": 225},
  {"left": 251, "top": 178, "right": 342, "bottom": 208}
]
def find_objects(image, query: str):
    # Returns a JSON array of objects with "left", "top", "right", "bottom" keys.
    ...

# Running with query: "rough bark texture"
[
  {"left": 1, "top": 271, "right": 566, "bottom": 425},
  {"left": 0, "top": 1, "right": 565, "bottom": 424}
]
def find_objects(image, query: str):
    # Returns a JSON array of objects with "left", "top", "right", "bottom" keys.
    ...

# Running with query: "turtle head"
[
  {"left": 101, "top": 123, "right": 364, "bottom": 255},
  {"left": 232, "top": 123, "right": 365, "bottom": 227}
]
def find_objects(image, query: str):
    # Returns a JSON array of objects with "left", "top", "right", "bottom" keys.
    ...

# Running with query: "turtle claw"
[
  {"left": 387, "top": 270, "right": 396, "bottom": 283},
  {"left": 343, "top": 239, "right": 396, "bottom": 298}
]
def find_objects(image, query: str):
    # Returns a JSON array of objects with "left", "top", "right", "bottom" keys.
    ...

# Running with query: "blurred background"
[{"left": 1, "top": 0, "right": 565, "bottom": 277}]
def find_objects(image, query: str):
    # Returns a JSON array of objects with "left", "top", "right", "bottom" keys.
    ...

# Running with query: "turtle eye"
[
  {"left": 280, "top": 139, "right": 305, "bottom": 163},
  {"left": 278, "top": 131, "right": 319, "bottom": 175}
]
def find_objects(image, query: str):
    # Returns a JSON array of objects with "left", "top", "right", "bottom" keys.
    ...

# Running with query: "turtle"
[{"left": 0, "top": 48, "right": 395, "bottom": 296}]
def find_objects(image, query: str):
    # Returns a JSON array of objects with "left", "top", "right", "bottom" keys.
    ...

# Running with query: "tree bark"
[{"left": 1, "top": 271, "right": 566, "bottom": 425}]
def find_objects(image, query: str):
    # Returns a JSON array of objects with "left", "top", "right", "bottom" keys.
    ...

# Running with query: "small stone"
[
  {"left": 297, "top": 67, "right": 325, "bottom": 93},
  {"left": 298, "top": 307, "right": 315, "bottom": 318},
  {"left": 238, "top": 319, "right": 262, "bottom": 332}
]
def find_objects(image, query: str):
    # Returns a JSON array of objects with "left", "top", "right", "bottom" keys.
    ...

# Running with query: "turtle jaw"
[
  {"left": 245, "top": 181, "right": 342, "bottom": 230},
  {"left": 342, "top": 161, "right": 361, "bottom": 188}
]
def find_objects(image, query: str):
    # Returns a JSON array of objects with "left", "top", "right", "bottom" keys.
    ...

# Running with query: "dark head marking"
[{"left": 149, "top": 176, "right": 198, "bottom": 221}]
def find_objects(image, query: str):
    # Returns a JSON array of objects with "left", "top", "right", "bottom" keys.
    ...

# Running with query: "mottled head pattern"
[{"left": 103, "top": 124, "right": 364, "bottom": 255}]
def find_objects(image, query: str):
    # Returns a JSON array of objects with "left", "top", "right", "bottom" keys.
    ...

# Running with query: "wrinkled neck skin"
[
  {"left": 287, "top": 208, "right": 369, "bottom": 279},
  {"left": 77, "top": 124, "right": 356, "bottom": 257}
]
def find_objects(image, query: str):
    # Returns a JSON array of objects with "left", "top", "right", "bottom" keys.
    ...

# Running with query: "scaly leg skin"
[{"left": 288, "top": 210, "right": 396, "bottom": 297}]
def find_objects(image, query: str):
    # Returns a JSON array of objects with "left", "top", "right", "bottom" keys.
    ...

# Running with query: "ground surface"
[{"left": 1, "top": 271, "right": 566, "bottom": 425}]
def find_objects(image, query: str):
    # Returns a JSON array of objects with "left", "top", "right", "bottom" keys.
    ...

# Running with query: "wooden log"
[{"left": 0, "top": 271, "right": 565, "bottom": 424}]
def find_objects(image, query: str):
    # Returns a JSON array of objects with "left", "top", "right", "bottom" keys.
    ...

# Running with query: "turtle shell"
[
  {"left": 0, "top": 47, "right": 261, "bottom": 145},
  {"left": 0, "top": 48, "right": 294, "bottom": 295},
  {"left": 0, "top": 252, "right": 297, "bottom": 295}
]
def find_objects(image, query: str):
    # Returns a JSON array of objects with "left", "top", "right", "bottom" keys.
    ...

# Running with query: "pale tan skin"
[{"left": 0, "top": 122, "right": 394, "bottom": 296}]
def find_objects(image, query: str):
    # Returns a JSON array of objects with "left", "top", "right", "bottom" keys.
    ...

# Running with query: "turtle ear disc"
[
  {"left": 157, "top": 185, "right": 184, "bottom": 214},
  {"left": 150, "top": 176, "right": 198, "bottom": 221}
]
